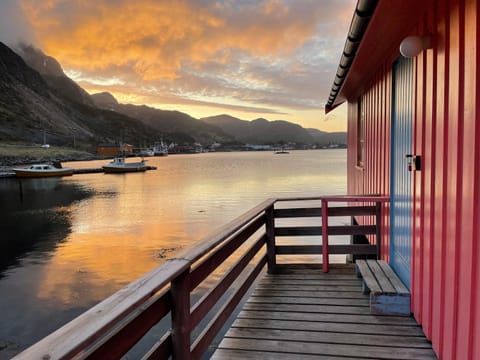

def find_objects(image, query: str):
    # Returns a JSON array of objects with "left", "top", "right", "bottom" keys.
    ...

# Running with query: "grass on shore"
[
  {"left": 0, "top": 145, "right": 91, "bottom": 158},
  {"left": 0, "top": 144, "right": 95, "bottom": 167}
]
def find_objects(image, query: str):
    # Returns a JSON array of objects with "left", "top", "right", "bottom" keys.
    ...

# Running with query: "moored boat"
[
  {"left": 102, "top": 157, "right": 148, "bottom": 173},
  {"left": 13, "top": 163, "right": 74, "bottom": 178},
  {"left": 138, "top": 149, "right": 155, "bottom": 157},
  {"left": 274, "top": 146, "right": 290, "bottom": 154},
  {"left": 153, "top": 141, "right": 168, "bottom": 156}
]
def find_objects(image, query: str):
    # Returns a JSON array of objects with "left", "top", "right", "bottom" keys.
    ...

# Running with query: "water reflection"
[
  {"left": 0, "top": 150, "right": 347, "bottom": 358},
  {"left": 0, "top": 178, "right": 92, "bottom": 276}
]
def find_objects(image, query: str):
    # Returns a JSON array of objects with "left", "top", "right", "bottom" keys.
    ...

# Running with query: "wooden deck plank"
[
  {"left": 243, "top": 302, "right": 372, "bottom": 315},
  {"left": 251, "top": 289, "right": 366, "bottom": 299},
  {"left": 232, "top": 318, "right": 426, "bottom": 336},
  {"left": 211, "top": 267, "right": 436, "bottom": 359},
  {"left": 237, "top": 310, "right": 420, "bottom": 325},
  {"left": 211, "top": 349, "right": 351, "bottom": 359},
  {"left": 224, "top": 327, "right": 433, "bottom": 348},
  {"left": 248, "top": 296, "right": 369, "bottom": 306},
  {"left": 254, "top": 284, "right": 362, "bottom": 292},
  {"left": 216, "top": 338, "right": 437, "bottom": 359},
  {"left": 259, "top": 279, "right": 361, "bottom": 286},
  {"left": 261, "top": 272, "right": 356, "bottom": 281}
]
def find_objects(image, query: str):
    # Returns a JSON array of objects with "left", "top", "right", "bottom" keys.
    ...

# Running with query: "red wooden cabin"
[{"left": 326, "top": 0, "right": 480, "bottom": 358}]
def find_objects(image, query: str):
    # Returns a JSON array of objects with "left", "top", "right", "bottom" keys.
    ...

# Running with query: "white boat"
[
  {"left": 139, "top": 149, "right": 155, "bottom": 157},
  {"left": 102, "top": 157, "right": 148, "bottom": 173},
  {"left": 274, "top": 147, "right": 290, "bottom": 154},
  {"left": 153, "top": 141, "right": 168, "bottom": 156},
  {"left": 13, "top": 163, "right": 74, "bottom": 178}
]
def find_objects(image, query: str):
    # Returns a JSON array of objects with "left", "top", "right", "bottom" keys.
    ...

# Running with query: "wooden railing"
[
  {"left": 272, "top": 195, "right": 390, "bottom": 272},
  {"left": 14, "top": 195, "right": 388, "bottom": 360}
]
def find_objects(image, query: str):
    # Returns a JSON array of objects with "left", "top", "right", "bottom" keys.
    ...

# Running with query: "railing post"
[
  {"left": 375, "top": 201, "right": 382, "bottom": 259},
  {"left": 321, "top": 199, "right": 329, "bottom": 273},
  {"left": 266, "top": 204, "right": 277, "bottom": 274},
  {"left": 171, "top": 268, "right": 191, "bottom": 359}
]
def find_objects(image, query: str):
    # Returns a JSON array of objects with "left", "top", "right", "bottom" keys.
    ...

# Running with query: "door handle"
[{"left": 405, "top": 154, "right": 421, "bottom": 171}]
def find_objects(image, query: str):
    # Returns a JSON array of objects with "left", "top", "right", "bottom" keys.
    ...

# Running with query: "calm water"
[{"left": 0, "top": 149, "right": 346, "bottom": 358}]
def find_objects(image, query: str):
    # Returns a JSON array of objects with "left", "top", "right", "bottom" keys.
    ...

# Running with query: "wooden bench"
[{"left": 355, "top": 259, "right": 410, "bottom": 316}]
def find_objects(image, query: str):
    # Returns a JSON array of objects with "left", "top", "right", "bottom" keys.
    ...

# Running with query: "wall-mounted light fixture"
[{"left": 400, "top": 35, "right": 431, "bottom": 58}]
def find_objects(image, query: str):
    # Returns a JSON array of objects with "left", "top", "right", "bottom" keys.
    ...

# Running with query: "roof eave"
[
  {"left": 325, "top": 0, "right": 429, "bottom": 114},
  {"left": 325, "top": 0, "right": 379, "bottom": 114}
]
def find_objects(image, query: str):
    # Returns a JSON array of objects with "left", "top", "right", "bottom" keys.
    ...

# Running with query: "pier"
[
  {"left": 12, "top": 196, "right": 435, "bottom": 359},
  {"left": 73, "top": 165, "right": 157, "bottom": 174},
  {"left": 0, "top": 165, "right": 157, "bottom": 178}
]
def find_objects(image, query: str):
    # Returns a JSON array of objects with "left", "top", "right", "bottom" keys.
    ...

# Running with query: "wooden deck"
[
  {"left": 212, "top": 265, "right": 436, "bottom": 359},
  {"left": 15, "top": 197, "right": 433, "bottom": 359}
]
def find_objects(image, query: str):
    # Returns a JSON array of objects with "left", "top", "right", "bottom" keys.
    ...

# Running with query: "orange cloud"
[
  {"left": 20, "top": 0, "right": 319, "bottom": 81},
  {"left": 12, "top": 0, "right": 355, "bottom": 131}
]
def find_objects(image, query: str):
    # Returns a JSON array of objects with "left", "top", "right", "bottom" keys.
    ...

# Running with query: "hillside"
[
  {"left": 0, "top": 42, "right": 165, "bottom": 148},
  {"left": 201, "top": 115, "right": 346, "bottom": 146},
  {"left": 306, "top": 128, "right": 347, "bottom": 146},
  {"left": 0, "top": 42, "right": 346, "bottom": 149},
  {"left": 15, "top": 43, "right": 95, "bottom": 107},
  {"left": 91, "top": 93, "right": 235, "bottom": 144}
]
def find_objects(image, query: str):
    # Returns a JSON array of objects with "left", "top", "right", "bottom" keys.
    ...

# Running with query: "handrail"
[
  {"left": 174, "top": 198, "right": 276, "bottom": 262},
  {"left": 321, "top": 195, "right": 388, "bottom": 272},
  {"left": 13, "top": 195, "right": 388, "bottom": 360}
]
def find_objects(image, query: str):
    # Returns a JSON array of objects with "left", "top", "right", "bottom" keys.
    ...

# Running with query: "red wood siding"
[
  {"left": 346, "top": 1, "right": 480, "bottom": 358},
  {"left": 347, "top": 66, "right": 392, "bottom": 261}
]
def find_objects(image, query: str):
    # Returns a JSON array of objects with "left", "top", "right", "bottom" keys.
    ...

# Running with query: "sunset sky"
[{"left": 0, "top": 0, "right": 354, "bottom": 131}]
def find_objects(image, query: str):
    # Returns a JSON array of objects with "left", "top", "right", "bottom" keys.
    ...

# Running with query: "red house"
[{"left": 326, "top": 0, "right": 479, "bottom": 359}]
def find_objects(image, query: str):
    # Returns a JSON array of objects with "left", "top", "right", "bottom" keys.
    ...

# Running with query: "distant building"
[
  {"left": 96, "top": 143, "right": 133, "bottom": 156},
  {"left": 243, "top": 144, "right": 273, "bottom": 151}
]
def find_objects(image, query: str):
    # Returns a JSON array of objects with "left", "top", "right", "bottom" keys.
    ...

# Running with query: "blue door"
[{"left": 390, "top": 57, "right": 413, "bottom": 289}]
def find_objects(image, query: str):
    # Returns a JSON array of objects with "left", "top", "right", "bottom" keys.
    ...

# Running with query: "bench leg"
[
  {"left": 355, "top": 264, "right": 362, "bottom": 278},
  {"left": 361, "top": 280, "right": 370, "bottom": 295}
]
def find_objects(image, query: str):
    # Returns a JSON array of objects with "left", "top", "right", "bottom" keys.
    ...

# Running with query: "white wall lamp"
[{"left": 400, "top": 35, "right": 432, "bottom": 58}]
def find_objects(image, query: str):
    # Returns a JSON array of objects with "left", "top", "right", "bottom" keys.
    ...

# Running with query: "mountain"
[
  {"left": 92, "top": 93, "right": 235, "bottom": 144},
  {"left": 0, "top": 42, "right": 345, "bottom": 149},
  {"left": 90, "top": 92, "right": 118, "bottom": 110},
  {"left": 0, "top": 42, "right": 163, "bottom": 147},
  {"left": 201, "top": 115, "right": 346, "bottom": 146},
  {"left": 306, "top": 128, "right": 347, "bottom": 145},
  {"left": 14, "top": 44, "right": 95, "bottom": 107}
]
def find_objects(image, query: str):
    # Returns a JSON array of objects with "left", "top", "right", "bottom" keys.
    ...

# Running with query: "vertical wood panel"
[
  {"left": 384, "top": 67, "right": 391, "bottom": 263},
  {"left": 456, "top": 0, "right": 476, "bottom": 358},
  {"left": 431, "top": 0, "right": 448, "bottom": 353},
  {"left": 473, "top": 4, "right": 480, "bottom": 359},
  {"left": 421, "top": 30, "right": 434, "bottom": 338},
  {"left": 443, "top": 1, "right": 461, "bottom": 358},
  {"left": 412, "top": 34, "right": 424, "bottom": 323}
]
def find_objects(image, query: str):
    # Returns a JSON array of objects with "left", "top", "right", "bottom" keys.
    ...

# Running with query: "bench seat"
[{"left": 356, "top": 259, "right": 410, "bottom": 316}]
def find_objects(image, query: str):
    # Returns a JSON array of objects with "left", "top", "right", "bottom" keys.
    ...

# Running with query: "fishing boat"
[
  {"left": 138, "top": 148, "right": 155, "bottom": 157},
  {"left": 153, "top": 141, "right": 168, "bottom": 157},
  {"left": 13, "top": 163, "right": 74, "bottom": 178},
  {"left": 274, "top": 147, "right": 290, "bottom": 154},
  {"left": 102, "top": 157, "right": 148, "bottom": 173}
]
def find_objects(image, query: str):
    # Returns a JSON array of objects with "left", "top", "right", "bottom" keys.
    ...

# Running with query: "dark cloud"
[{"left": 0, "top": 0, "right": 36, "bottom": 45}]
